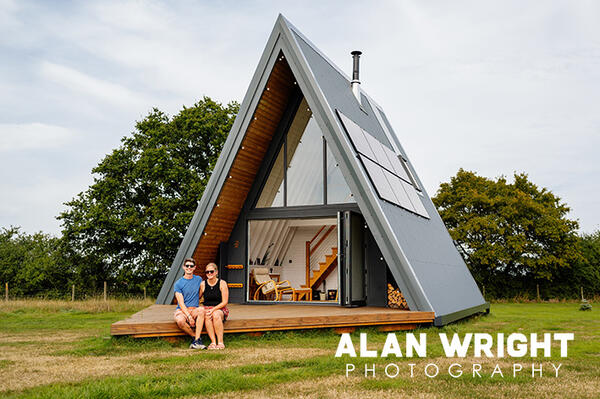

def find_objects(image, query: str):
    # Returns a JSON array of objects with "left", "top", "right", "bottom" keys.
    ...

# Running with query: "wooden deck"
[{"left": 111, "top": 304, "right": 435, "bottom": 337}]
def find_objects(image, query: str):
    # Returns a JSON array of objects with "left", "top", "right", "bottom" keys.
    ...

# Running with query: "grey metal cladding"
[
  {"left": 381, "top": 200, "right": 485, "bottom": 317},
  {"left": 287, "top": 19, "right": 486, "bottom": 321},
  {"left": 292, "top": 33, "right": 392, "bottom": 148}
]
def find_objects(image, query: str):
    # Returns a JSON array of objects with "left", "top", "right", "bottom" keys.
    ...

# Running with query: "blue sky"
[{"left": 1, "top": 0, "right": 599, "bottom": 235}]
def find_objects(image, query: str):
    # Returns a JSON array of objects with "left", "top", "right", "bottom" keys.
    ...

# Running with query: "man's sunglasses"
[
  {"left": 184, "top": 264, "right": 195, "bottom": 268},
  {"left": 205, "top": 270, "right": 216, "bottom": 274}
]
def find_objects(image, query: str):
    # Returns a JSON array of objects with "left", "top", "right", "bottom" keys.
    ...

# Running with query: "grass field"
[{"left": 0, "top": 299, "right": 598, "bottom": 399}]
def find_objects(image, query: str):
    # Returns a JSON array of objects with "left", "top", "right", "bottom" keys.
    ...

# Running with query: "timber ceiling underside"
[{"left": 192, "top": 55, "right": 295, "bottom": 274}]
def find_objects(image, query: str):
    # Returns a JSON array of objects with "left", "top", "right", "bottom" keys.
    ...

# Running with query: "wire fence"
[
  {"left": 478, "top": 283, "right": 599, "bottom": 302},
  {"left": 1, "top": 282, "right": 154, "bottom": 302},
  {"left": 2, "top": 281, "right": 597, "bottom": 303}
]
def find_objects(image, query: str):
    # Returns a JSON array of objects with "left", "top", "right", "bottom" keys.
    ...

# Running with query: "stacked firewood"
[{"left": 387, "top": 283, "right": 409, "bottom": 310}]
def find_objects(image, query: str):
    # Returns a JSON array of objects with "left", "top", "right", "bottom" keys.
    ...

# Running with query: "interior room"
[{"left": 247, "top": 218, "right": 339, "bottom": 303}]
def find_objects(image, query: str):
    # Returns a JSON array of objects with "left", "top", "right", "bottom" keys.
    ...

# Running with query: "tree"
[
  {"left": 432, "top": 169, "right": 581, "bottom": 297},
  {"left": 577, "top": 231, "right": 600, "bottom": 296},
  {"left": 557, "top": 231, "right": 600, "bottom": 298},
  {"left": 0, "top": 227, "right": 73, "bottom": 297},
  {"left": 58, "top": 97, "right": 239, "bottom": 294}
]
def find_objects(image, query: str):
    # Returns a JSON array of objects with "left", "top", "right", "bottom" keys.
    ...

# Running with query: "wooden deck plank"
[{"left": 111, "top": 304, "right": 434, "bottom": 337}]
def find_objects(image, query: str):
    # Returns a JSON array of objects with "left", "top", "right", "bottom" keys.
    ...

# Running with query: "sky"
[{"left": 1, "top": 0, "right": 599, "bottom": 235}]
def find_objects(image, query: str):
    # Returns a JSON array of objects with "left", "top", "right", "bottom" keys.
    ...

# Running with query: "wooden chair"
[{"left": 251, "top": 267, "right": 294, "bottom": 301}]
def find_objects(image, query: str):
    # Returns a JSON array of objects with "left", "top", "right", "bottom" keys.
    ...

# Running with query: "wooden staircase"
[{"left": 302, "top": 247, "right": 338, "bottom": 291}]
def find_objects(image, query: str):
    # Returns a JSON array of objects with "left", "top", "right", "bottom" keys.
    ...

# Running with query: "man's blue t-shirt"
[{"left": 174, "top": 275, "right": 203, "bottom": 309}]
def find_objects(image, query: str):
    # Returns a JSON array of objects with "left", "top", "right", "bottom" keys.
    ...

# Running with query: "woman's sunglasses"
[{"left": 205, "top": 270, "right": 216, "bottom": 274}]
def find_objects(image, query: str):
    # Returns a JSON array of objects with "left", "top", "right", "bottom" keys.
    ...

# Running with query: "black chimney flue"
[
  {"left": 351, "top": 50, "right": 362, "bottom": 102},
  {"left": 351, "top": 50, "right": 362, "bottom": 81}
]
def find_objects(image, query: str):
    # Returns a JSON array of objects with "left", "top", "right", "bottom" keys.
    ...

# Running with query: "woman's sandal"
[
  {"left": 216, "top": 343, "right": 225, "bottom": 350},
  {"left": 207, "top": 343, "right": 217, "bottom": 350}
]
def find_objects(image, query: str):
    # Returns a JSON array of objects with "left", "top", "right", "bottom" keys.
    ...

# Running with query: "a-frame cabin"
[{"left": 114, "top": 15, "right": 488, "bottom": 336}]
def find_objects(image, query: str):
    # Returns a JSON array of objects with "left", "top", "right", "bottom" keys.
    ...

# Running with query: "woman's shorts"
[{"left": 205, "top": 306, "right": 229, "bottom": 321}]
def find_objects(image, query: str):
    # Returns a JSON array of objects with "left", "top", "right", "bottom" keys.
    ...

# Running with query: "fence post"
[
  {"left": 72, "top": 284, "right": 75, "bottom": 301},
  {"left": 103, "top": 281, "right": 107, "bottom": 302},
  {"left": 5, "top": 282, "right": 7, "bottom": 302},
  {"left": 536, "top": 284, "right": 540, "bottom": 302},
  {"left": 581, "top": 286, "right": 584, "bottom": 301},
  {"left": 143, "top": 287, "right": 147, "bottom": 301}
]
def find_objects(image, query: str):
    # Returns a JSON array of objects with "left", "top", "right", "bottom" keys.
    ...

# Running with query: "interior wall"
[{"left": 277, "top": 226, "right": 338, "bottom": 291}]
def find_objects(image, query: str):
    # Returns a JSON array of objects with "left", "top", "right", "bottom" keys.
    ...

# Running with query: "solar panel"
[
  {"left": 364, "top": 133, "right": 396, "bottom": 172},
  {"left": 382, "top": 145, "right": 411, "bottom": 182},
  {"left": 337, "top": 109, "right": 429, "bottom": 219},
  {"left": 384, "top": 171, "right": 416, "bottom": 212},
  {"left": 401, "top": 180, "right": 429, "bottom": 218},
  {"left": 337, "top": 111, "right": 376, "bottom": 160},
  {"left": 359, "top": 155, "right": 397, "bottom": 204}
]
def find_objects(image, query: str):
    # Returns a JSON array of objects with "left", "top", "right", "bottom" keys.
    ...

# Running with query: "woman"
[{"left": 200, "top": 262, "right": 229, "bottom": 349}]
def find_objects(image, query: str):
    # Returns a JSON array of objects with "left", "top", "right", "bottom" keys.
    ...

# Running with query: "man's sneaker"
[{"left": 190, "top": 339, "right": 207, "bottom": 350}]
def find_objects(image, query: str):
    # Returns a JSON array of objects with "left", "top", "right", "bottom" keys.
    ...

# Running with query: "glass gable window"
[
  {"left": 287, "top": 112, "right": 323, "bottom": 206},
  {"left": 326, "top": 144, "right": 355, "bottom": 204},
  {"left": 255, "top": 97, "right": 356, "bottom": 208},
  {"left": 256, "top": 145, "right": 285, "bottom": 208}
]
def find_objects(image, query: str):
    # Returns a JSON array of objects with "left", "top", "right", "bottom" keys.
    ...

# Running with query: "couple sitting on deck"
[{"left": 173, "top": 259, "right": 229, "bottom": 350}]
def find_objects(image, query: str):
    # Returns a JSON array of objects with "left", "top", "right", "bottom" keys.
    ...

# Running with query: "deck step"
[{"left": 110, "top": 303, "right": 435, "bottom": 338}]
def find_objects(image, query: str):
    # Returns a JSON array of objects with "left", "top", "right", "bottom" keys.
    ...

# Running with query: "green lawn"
[{"left": 0, "top": 299, "right": 598, "bottom": 398}]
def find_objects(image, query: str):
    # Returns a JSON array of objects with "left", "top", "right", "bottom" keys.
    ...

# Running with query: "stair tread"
[{"left": 306, "top": 248, "right": 339, "bottom": 289}]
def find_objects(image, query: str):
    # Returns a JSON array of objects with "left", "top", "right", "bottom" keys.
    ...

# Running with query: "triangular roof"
[{"left": 157, "top": 15, "right": 488, "bottom": 325}]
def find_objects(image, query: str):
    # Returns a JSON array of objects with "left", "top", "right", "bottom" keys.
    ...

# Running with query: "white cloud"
[
  {"left": 0, "top": 122, "right": 76, "bottom": 152},
  {"left": 0, "top": 175, "right": 92, "bottom": 234},
  {"left": 39, "top": 61, "right": 147, "bottom": 110},
  {"left": 41, "top": 1, "right": 264, "bottom": 105},
  {"left": 1, "top": 1, "right": 599, "bottom": 234},
  {"left": 89, "top": 0, "right": 172, "bottom": 33},
  {"left": 0, "top": 0, "right": 19, "bottom": 30}
]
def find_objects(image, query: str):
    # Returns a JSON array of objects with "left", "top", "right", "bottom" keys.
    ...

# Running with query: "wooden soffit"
[{"left": 192, "top": 54, "right": 296, "bottom": 273}]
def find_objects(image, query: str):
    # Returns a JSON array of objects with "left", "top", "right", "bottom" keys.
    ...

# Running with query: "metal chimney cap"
[{"left": 351, "top": 50, "right": 362, "bottom": 56}]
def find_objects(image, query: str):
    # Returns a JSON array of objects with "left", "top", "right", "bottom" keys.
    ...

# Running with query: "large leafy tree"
[
  {"left": 0, "top": 227, "right": 73, "bottom": 297},
  {"left": 553, "top": 231, "right": 600, "bottom": 298},
  {"left": 432, "top": 169, "right": 581, "bottom": 296},
  {"left": 58, "top": 97, "right": 238, "bottom": 294}
]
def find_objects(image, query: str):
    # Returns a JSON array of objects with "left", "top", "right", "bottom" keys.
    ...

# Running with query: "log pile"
[{"left": 387, "top": 283, "right": 409, "bottom": 310}]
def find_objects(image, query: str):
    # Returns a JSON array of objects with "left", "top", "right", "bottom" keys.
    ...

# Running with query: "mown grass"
[
  {"left": 0, "top": 299, "right": 598, "bottom": 398},
  {"left": 0, "top": 298, "right": 153, "bottom": 334}
]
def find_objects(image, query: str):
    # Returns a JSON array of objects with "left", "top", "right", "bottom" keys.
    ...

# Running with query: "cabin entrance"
[
  {"left": 246, "top": 212, "right": 368, "bottom": 306},
  {"left": 247, "top": 217, "right": 340, "bottom": 303}
]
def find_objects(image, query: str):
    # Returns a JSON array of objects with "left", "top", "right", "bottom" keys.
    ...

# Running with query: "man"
[{"left": 173, "top": 258, "right": 206, "bottom": 349}]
